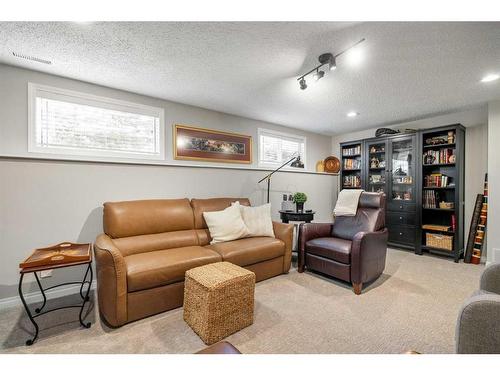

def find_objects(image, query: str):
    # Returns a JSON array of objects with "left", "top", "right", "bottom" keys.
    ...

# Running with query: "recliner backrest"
[{"left": 331, "top": 192, "right": 386, "bottom": 241}]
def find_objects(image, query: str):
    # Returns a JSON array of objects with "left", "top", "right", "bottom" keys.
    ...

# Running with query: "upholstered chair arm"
[
  {"left": 273, "top": 221, "right": 294, "bottom": 273},
  {"left": 298, "top": 223, "right": 334, "bottom": 271},
  {"left": 94, "top": 234, "right": 128, "bottom": 327},
  {"left": 350, "top": 228, "right": 388, "bottom": 286},
  {"left": 455, "top": 292, "right": 500, "bottom": 353},
  {"left": 480, "top": 263, "right": 500, "bottom": 294}
]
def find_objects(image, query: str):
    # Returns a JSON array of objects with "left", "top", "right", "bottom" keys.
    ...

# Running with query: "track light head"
[
  {"left": 329, "top": 56, "right": 337, "bottom": 71},
  {"left": 313, "top": 69, "right": 325, "bottom": 81},
  {"left": 299, "top": 77, "right": 307, "bottom": 90}
]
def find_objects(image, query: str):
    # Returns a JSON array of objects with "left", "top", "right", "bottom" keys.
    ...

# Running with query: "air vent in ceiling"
[{"left": 12, "top": 52, "right": 52, "bottom": 65}]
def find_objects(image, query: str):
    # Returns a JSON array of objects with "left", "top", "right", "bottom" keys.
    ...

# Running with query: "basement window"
[
  {"left": 258, "top": 128, "right": 306, "bottom": 169},
  {"left": 28, "top": 83, "right": 165, "bottom": 161}
]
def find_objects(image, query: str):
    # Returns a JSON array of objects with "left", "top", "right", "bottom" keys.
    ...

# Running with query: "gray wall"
[
  {"left": 0, "top": 64, "right": 336, "bottom": 301},
  {"left": 331, "top": 109, "right": 489, "bottom": 260}
]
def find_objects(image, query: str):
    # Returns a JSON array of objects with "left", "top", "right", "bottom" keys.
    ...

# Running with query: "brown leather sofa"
[
  {"left": 94, "top": 197, "right": 293, "bottom": 327},
  {"left": 298, "top": 192, "right": 388, "bottom": 295}
]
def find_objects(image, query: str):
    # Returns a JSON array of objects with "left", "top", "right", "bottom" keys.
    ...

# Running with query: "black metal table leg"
[
  {"left": 79, "top": 265, "right": 90, "bottom": 301},
  {"left": 18, "top": 273, "right": 39, "bottom": 346},
  {"left": 78, "top": 263, "right": 93, "bottom": 328},
  {"left": 34, "top": 272, "right": 47, "bottom": 313}
]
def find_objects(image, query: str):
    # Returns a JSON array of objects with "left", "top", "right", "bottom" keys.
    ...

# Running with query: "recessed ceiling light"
[
  {"left": 481, "top": 73, "right": 499, "bottom": 83},
  {"left": 347, "top": 111, "right": 359, "bottom": 118}
]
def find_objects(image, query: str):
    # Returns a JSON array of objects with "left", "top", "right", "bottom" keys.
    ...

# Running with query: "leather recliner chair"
[{"left": 298, "top": 192, "right": 388, "bottom": 295}]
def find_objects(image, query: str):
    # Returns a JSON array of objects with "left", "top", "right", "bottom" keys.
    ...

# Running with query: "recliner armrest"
[
  {"left": 350, "top": 228, "right": 388, "bottom": 285},
  {"left": 480, "top": 262, "right": 500, "bottom": 294},
  {"left": 273, "top": 221, "right": 294, "bottom": 273},
  {"left": 298, "top": 223, "right": 334, "bottom": 271},
  {"left": 94, "top": 234, "right": 128, "bottom": 327},
  {"left": 456, "top": 292, "right": 500, "bottom": 353}
]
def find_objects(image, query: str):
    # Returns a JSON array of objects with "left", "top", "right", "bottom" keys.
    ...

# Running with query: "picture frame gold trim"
[{"left": 173, "top": 124, "right": 253, "bottom": 164}]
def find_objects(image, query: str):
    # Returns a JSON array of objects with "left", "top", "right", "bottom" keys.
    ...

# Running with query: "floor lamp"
[{"left": 258, "top": 155, "right": 301, "bottom": 203}]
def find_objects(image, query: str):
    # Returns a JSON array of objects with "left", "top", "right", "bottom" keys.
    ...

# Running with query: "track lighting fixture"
[
  {"left": 299, "top": 77, "right": 307, "bottom": 90},
  {"left": 313, "top": 69, "right": 325, "bottom": 81},
  {"left": 297, "top": 38, "right": 365, "bottom": 90}
]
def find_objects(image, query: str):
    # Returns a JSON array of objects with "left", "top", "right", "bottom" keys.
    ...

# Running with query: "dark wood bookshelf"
[
  {"left": 423, "top": 143, "right": 456, "bottom": 149},
  {"left": 423, "top": 163, "right": 456, "bottom": 167},
  {"left": 342, "top": 154, "right": 361, "bottom": 158},
  {"left": 339, "top": 124, "right": 465, "bottom": 259},
  {"left": 422, "top": 207, "right": 455, "bottom": 212},
  {"left": 418, "top": 124, "right": 465, "bottom": 262}
]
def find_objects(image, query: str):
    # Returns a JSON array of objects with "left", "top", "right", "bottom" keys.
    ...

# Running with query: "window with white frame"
[
  {"left": 258, "top": 128, "right": 306, "bottom": 168},
  {"left": 28, "top": 83, "right": 165, "bottom": 161}
]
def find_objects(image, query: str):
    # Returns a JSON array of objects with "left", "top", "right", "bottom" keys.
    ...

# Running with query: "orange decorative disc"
[{"left": 324, "top": 156, "right": 340, "bottom": 173}]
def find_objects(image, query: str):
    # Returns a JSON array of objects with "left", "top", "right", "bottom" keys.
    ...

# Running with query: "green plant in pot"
[{"left": 293, "top": 192, "right": 307, "bottom": 213}]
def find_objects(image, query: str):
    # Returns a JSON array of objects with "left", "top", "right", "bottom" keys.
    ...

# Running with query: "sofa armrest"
[
  {"left": 94, "top": 234, "right": 128, "bottom": 327},
  {"left": 273, "top": 221, "right": 294, "bottom": 273},
  {"left": 456, "top": 292, "right": 500, "bottom": 353},
  {"left": 351, "top": 228, "right": 388, "bottom": 285},
  {"left": 298, "top": 223, "right": 334, "bottom": 271},
  {"left": 480, "top": 263, "right": 500, "bottom": 294}
]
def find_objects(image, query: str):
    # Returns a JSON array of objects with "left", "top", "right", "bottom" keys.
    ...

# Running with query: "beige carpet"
[{"left": 0, "top": 249, "right": 484, "bottom": 354}]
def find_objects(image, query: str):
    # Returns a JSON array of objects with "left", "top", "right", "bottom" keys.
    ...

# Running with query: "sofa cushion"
[
  {"left": 306, "top": 237, "right": 352, "bottom": 264},
  {"left": 104, "top": 198, "right": 195, "bottom": 238},
  {"left": 203, "top": 204, "right": 250, "bottom": 244},
  {"left": 191, "top": 198, "right": 250, "bottom": 229},
  {"left": 124, "top": 246, "right": 221, "bottom": 292},
  {"left": 113, "top": 230, "right": 199, "bottom": 257},
  {"left": 206, "top": 237, "right": 284, "bottom": 267},
  {"left": 232, "top": 202, "right": 275, "bottom": 238}
]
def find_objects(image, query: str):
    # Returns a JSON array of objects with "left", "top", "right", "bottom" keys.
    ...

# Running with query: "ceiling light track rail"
[{"left": 297, "top": 38, "right": 365, "bottom": 90}]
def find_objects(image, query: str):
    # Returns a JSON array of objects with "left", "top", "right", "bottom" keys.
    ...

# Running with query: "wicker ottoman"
[{"left": 183, "top": 261, "right": 256, "bottom": 345}]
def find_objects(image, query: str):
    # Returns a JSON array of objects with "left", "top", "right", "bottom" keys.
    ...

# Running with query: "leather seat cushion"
[
  {"left": 125, "top": 246, "right": 222, "bottom": 292},
  {"left": 206, "top": 237, "right": 284, "bottom": 267},
  {"left": 306, "top": 237, "right": 352, "bottom": 264}
]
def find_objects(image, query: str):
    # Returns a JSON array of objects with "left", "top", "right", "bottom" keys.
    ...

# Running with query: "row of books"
[
  {"left": 424, "top": 173, "right": 451, "bottom": 187},
  {"left": 343, "top": 175, "right": 361, "bottom": 188},
  {"left": 423, "top": 148, "right": 455, "bottom": 164},
  {"left": 423, "top": 189, "right": 440, "bottom": 208},
  {"left": 343, "top": 158, "right": 361, "bottom": 170},
  {"left": 342, "top": 145, "right": 361, "bottom": 156}
]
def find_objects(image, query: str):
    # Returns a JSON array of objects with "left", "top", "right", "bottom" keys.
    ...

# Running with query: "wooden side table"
[
  {"left": 18, "top": 242, "right": 93, "bottom": 345},
  {"left": 279, "top": 210, "right": 316, "bottom": 224}
]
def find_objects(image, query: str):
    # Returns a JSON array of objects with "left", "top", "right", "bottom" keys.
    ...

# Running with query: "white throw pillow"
[
  {"left": 232, "top": 202, "right": 275, "bottom": 238},
  {"left": 203, "top": 204, "right": 250, "bottom": 244}
]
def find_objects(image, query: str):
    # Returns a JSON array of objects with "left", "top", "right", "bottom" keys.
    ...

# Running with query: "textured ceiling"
[{"left": 0, "top": 22, "right": 499, "bottom": 135}]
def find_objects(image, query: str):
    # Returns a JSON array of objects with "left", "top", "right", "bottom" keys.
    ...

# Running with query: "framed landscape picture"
[{"left": 173, "top": 124, "right": 252, "bottom": 164}]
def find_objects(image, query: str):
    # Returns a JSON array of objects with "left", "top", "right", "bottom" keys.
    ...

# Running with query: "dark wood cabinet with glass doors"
[
  {"left": 340, "top": 125, "right": 465, "bottom": 260},
  {"left": 362, "top": 135, "right": 418, "bottom": 249}
]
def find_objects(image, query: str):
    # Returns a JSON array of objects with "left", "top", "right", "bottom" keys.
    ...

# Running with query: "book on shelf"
[
  {"left": 343, "top": 175, "right": 361, "bottom": 188},
  {"left": 424, "top": 173, "right": 450, "bottom": 187},
  {"left": 342, "top": 145, "right": 361, "bottom": 156},
  {"left": 422, "top": 224, "right": 451, "bottom": 231},
  {"left": 423, "top": 189, "right": 439, "bottom": 208},
  {"left": 423, "top": 148, "right": 455, "bottom": 164},
  {"left": 343, "top": 158, "right": 361, "bottom": 170}
]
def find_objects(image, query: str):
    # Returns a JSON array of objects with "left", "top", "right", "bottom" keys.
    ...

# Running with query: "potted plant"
[{"left": 293, "top": 192, "right": 307, "bottom": 213}]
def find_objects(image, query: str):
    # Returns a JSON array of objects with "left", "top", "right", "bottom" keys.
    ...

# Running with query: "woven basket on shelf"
[
  {"left": 183, "top": 262, "right": 255, "bottom": 345},
  {"left": 426, "top": 232, "right": 453, "bottom": 251}
]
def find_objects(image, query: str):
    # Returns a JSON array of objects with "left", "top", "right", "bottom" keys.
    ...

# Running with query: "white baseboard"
[{"left": 0, "top": 281, "right": 96, "bottom": 311}]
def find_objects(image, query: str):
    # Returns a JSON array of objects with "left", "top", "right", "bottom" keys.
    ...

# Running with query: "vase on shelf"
[{"left": 296, "top": 202, "right": 304, "bottom": 213}]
